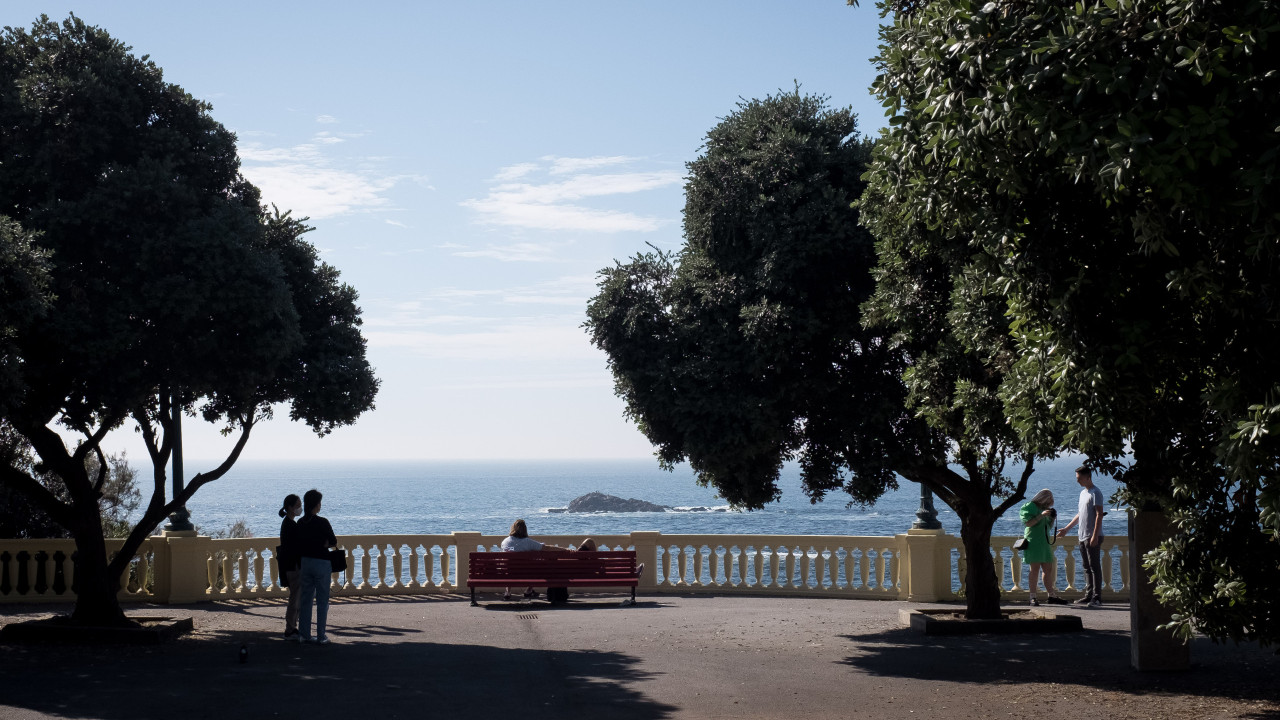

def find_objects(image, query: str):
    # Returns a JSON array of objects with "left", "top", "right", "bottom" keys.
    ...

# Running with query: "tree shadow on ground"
[
  {"left": 838, "top": 626, "right": 1280, "bottom": 714},
  {"left": 0, "top": 632, "right": 676, "bottom": 720}
]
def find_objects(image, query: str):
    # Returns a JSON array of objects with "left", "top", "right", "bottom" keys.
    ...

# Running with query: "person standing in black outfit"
[
  {"left": 278, "top": 494, "right": 303, "bottom": 639},
  {"left": 296, "top": 489, "right": 337, "bottom": 644}
]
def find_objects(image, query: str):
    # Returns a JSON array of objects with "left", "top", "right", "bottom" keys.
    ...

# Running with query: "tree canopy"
[
  {"left": 586, "top": 89, "right": 1037, "bottom": 618},
  {"left": 866, "top": 0, "right": 1280, "bottom": 642},
  {"left": 0, "top": 15, "right": 378, "bottom": 625}
]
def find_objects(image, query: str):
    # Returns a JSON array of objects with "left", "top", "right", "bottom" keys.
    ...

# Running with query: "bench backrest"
[{"left": 469, "top": 550, "right": 638, "bottom": 581}]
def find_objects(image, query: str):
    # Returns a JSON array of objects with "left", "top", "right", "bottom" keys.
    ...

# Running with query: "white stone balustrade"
[
  {"left": 0, "top": 538, "right": 158, "bottom": 603},
  {"left": 0, "top": 531, "right": 1130, "bottom": 604}
]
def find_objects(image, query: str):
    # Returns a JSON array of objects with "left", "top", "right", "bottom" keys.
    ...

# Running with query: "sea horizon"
[{"left": 159, "top": 455, "right": 1128, "bottom": 542}]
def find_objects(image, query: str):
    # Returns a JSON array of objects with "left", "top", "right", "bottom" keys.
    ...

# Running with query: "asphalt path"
[{"left": 1, "top": 594, "right": 1276, "bottom": 719}]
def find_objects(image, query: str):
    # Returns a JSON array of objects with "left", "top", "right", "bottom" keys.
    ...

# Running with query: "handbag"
[
  {"left": 1013, "top": 538, "right": 1029, "bottom": 551},
  {"left": 328, "top": 548, "right": 348, "bottom": 573}
]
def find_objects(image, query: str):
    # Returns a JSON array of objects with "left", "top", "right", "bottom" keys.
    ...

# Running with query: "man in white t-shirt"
[{"left": 1057, "top": 467, "right": 1106, "bottom": 607}]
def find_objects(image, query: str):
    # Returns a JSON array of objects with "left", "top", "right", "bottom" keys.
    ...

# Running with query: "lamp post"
[
  {"left": 912, "top": 484, "right": 942, "bottom": 530},
  {"left": 163, "top": 396, "right": 194, "bottom": 532}
]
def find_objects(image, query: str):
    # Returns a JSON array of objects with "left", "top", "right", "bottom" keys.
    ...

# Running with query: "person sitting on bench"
[{"left": 500, "top": 518, "right": 568, "bottom": 601}]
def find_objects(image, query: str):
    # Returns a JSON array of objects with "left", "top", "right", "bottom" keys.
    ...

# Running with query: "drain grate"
[{"left": 516, "top": 613, "right": 539, "bottom": 620}]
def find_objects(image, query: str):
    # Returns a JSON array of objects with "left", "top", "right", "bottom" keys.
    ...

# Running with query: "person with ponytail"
[{"left": 278, "top": 494, "right": 303, "bottom": 639}]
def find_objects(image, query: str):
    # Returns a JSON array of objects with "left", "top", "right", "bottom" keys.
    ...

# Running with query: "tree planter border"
[
  {"left": 900, "top": 607, "right": 1083, "bottom": 636},
  {"left": 0, "top": 615, "right": 193, "bottom": 645}
]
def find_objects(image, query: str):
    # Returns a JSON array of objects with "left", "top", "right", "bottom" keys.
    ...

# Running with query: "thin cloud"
[
  {"left": 316, "top": 114, "right": 339, "bottom": 124},
  {"left": 462, "top": 157, "right": 681, "bottom": 233},
  {"left": 544, "top": 155, "right": 635, "bottom": 174},
  {"left": 385, "top": 219, "right": 409, "bottom": 228},
  {"left": 239, "top": 140, "right": 399, "bottom": 219},
  {"left": 453, "top": 242, "right": 559, "bottom": 263},
  {"left": 493, "top": 163, "right": 539, "bottom": 182}
]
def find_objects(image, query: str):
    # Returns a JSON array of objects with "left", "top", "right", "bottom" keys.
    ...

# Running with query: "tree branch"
[
  {"left": 90, "top": 442, "right": 108, "bottom": 495},
  {"left": 993, "top": 455, "right": 1036, "bottom": 517},
  {"left": 0, "top": 463, "right": 74, "bottom": 528},
  {"left": 71, "top": 414, "right": 119, "bottom": 465},
  {"left": 161, "top": 413, "right": 257, "bottom": 516}
]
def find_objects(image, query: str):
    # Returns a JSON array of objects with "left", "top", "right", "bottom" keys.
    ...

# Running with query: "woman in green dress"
[{"left": 1020, "top": 489, "right": 1063, "bottom": 606}]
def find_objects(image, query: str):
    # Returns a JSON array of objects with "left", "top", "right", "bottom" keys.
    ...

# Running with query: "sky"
[{"left": 5, "top": 2, "right": 890, "bottom": 462}]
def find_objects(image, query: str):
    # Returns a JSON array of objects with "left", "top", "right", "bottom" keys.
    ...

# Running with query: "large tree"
[
  {"left": 866, "top": 0, "right": 1280, "bottom": 643},
  {"left": 585, "top": 89, "right": 1037, "bottom": 619},
  {"left": 0, "top": 15, "right": 378, "bottom": 625}
]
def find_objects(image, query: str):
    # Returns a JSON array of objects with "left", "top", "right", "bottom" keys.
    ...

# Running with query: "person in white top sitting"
[{"left": 500, "top": 518, "right": 568, "bottom": 600}]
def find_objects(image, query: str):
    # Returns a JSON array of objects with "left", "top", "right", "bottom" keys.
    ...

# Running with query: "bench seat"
[{"left": 467, "top": 550, "right": 640, "bottom": 606}]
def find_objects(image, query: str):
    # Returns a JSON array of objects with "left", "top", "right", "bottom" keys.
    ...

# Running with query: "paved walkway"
[{"left": 1, "top": 593, "right": 1277, "bottom": 719}]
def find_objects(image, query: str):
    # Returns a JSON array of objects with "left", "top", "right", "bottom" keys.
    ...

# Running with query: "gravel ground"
[{"left": 1, "top": 594, "right": 1276, "bottom": 720}]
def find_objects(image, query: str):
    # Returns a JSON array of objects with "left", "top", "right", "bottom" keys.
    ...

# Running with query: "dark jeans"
[{"left": 1079, "top": 539, "right": 1104, "bottom": 600}]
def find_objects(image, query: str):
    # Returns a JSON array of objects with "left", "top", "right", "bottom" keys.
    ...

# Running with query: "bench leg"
[
  {"left": 631, "top": 586, "right": 636, "bottom": 605},
  {"left": 471, "top": 587, "right": 478, "bottom": 607}
]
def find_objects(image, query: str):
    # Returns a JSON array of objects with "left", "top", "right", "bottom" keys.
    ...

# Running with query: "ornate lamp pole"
[
  {"left": 912, "top": 484, "right": 942, "bottom": 530},
  {"left": 163, "top": 395, "right": 194, "bottom": 532}
]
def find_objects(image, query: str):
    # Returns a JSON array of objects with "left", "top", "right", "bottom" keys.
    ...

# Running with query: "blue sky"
[{"left": 7, "top": 2, "right": 889, "bottom": 461}]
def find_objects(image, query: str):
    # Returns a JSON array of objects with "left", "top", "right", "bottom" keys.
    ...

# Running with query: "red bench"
[{"left": 467, "top": 550, "right": 641, "bottom": 606}]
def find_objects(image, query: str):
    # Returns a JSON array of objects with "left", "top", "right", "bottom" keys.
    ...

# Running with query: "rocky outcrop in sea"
[{"left": 547, "top": 492, "right": 729, "bottom": 513}]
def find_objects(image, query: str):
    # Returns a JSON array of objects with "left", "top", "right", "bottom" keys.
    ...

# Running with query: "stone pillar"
[
  {"left": 451, "top": 532, "right": 483, "bottom": 590},
  {"left": 160, "top": 531, "right": 210, "bottom": 604},
  {"left": 1129, "top": 510, "right": 1190, "bottom": 671},
  {"left": 629, "top": 531, "right": 661, "bottom": 590},
  {"left": 898, "top": 529, "right": 948, "bottom": 602}
]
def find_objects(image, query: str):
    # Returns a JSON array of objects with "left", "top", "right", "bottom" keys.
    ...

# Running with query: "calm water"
[{"left": 175, "top": 455, "right": 1128, "bottom": 541}]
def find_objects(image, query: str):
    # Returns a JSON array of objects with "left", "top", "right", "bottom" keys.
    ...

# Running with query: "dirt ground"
[{"left": 1, "top": 594, "right": 1277, "bottom": 720}]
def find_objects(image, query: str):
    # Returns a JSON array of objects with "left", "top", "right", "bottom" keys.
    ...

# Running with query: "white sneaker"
[{"left": 316, "top": 636, "right": 332, "bottom": 645}]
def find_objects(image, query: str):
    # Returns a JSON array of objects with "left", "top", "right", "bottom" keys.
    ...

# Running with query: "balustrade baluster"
[
  {"left": 221, "top": 554, "right": 233, "bottom": 595},
  {"left": 818, "top": 548, "right": 830, "bottom": 590},
  {"left": 1117, "top": 542, "right": 1129, "bottom": 593},
  {"left": 52, "top": 550, "right": 67, "bottom": 595},
  {"left": 356, "top": 546, "right": 369, "bottom": 590},
  {"left": 34, "top": 551, "right": 50, "bottom": 596},
  {"left": 1009, "top": 546, "right": 1022, "bottom": 591},
  {"left": 249, "top": 551, "right": 262, "bottom": 593},
  {"left": 0, "top": 551, "right": 10, "bottom": 596},
  {"left": 406, "top": 546, "right": 419, "bottom": 589},
  {"left": 392, "top": 546, "right": 405, "bottom": 588},
  {"left": 1064, "top": 546, "right": 1078, "bottom": 592},
  {"left": 236, "top": 551, "right": 249, "bottom": 593},
  {"left": 376, "top": 545, "right": 388, "bottom": 589},
  {"left": 138, "top": 552, "right": 152, "bottom": 596},
  {"left": 427, "top": 546, "right": 438, "bottom": 588},
  {"left": 16, "top": 550, "right": 30, "bottom": 595},
  {"left": 885, "top": 548, "right": 896, "bottom": 592},
  {"left": 440, "top": 546, "right": 452, "bottom": 589},
  {"left": 1104, "top": 543, "right": 1116, "bottom": 595}
]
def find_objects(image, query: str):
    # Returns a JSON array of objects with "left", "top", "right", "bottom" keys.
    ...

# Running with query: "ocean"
[{"left": 177, "top": 455, "right": 1128, "bottom": 541}]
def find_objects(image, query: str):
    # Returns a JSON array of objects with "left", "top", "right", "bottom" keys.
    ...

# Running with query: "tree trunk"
[
  {"left": 1129, "top": 507, "right": 1190, "bottom": 671},
  {"left": 960, "top": 514, "right": 1003, "bottom": 619},
  {"left": 69, "top": 505, "right": 130, "bottom": 627}
]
